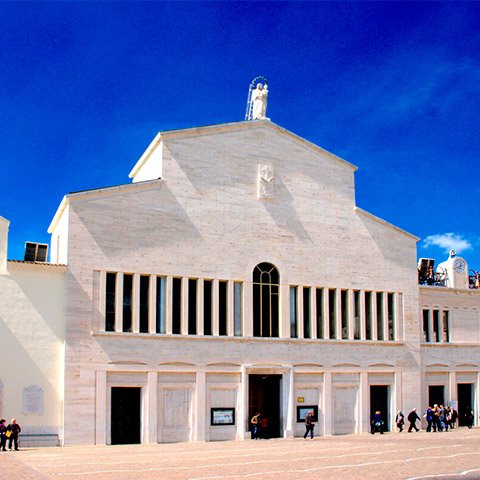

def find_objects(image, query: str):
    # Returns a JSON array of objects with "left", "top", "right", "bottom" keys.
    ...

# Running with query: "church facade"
[{"left": 1, "top": 120, "right": 479, "bottom": 445}]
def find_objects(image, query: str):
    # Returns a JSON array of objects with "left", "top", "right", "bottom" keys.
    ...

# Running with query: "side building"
[{"left": 0, "top": 216, "right": 65, "bottom": 446}]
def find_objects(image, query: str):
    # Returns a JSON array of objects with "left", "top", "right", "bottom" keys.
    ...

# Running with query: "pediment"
[
  {"left": 368, "top": 363, "right": 395, "bottom": 368},
  {"left": 158, "top": 361, "right": 197, "bottom": 367},
  {"left": 206, "top": 362, "right": 241, "bottom": 367},
  {"left": 426, "top": 363, "right": 449, "bottom": 369},
  {"left": 294, "top": 363, "right": 323, "bottom": 368},
  {"left": 108, "top": 360, "right": 147, "bottom": 366},
  {"left": 128, "top": 120, "right": 357, "bottom": 184}
]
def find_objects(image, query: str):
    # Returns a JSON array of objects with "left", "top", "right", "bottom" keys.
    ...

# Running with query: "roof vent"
[{"left": 24, "top": 242, "right": 48, "bottom": 262}]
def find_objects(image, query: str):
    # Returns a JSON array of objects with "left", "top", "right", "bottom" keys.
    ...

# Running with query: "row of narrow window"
[
  {"left": 105, "top": 273, "right": 243, "bottom": 336},
  {"left": 103, "top": 269, "right": 400, "bottom": 342},
  {"left": 289, "top": 287, "right": 397, "bottom": 341},
  {"left": 422, "top": 309, "right": 450, "bottom": 343}
]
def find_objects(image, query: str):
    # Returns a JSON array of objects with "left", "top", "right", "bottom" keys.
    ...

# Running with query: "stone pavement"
[{"left": 3, "top": 429, "right": 480, "bottom": 480}]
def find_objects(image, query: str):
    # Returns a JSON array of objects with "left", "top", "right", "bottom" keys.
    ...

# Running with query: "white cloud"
[{"left": 423, "top": 233, "right": 472, "bottom": 253}]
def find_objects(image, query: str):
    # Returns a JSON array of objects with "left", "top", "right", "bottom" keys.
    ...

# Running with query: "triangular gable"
[{"left": 128, "top": 120, "right": 357, "bottom": 183}]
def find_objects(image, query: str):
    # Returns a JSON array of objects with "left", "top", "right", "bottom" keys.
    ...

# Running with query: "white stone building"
[{"left": 1, "top": 120, "right": 479, "bottom": 446}]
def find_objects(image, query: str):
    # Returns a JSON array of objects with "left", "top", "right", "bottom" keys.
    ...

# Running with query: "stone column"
[
  {"left": 238, "top": 366, "right": 248, "bottom": 439},
  {"left": 195, "top": 372, "right": 206, "bottom": 441},
  {"left": 280, "top": 284, "right": 290, "bottom": 338},
  {"left": 244, "top": 282, "right": 253, "bottom": 337},
  {"left": 427, "top": 309, "right": 433, "bottom": 343},
  {"left": 476, "top": 372, "right": 480, "bottom": 422},
  {"left": 323, "top": 371, "right": 332, "bottom": 435},
  {"left": 97, "top": 271, "right": 106, "bottom": 332},
  {"left": 95, "top": 370, "right": 107, "bottom": 445},
  {"left": 449, "top": 371, "right": 457, "bottom": 406},
  {"left": 145, "top": 371, "right": 158, "bottom": 443},
  {"left": 394, "top": 371, "right": 402, "bottom": 432},
  {"left": 359, "top": 371, "right": 369, "bottom": 433},
  {"left": 0, "top": 216, "right": 9, "bottom": 273},
  {"left": 283, "top": 367, "right": 294, "bottom": 437}
]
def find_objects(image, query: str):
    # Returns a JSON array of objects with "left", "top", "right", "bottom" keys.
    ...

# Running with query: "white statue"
[{"left": 251, "top": 83, "right": 268, "bottom": 120}]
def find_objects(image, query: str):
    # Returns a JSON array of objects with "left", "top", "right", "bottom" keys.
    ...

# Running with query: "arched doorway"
[{"left": 252, "top": 263, "right": 279, "bottom": 337}]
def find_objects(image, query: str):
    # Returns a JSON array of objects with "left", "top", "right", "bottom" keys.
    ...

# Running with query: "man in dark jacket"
[
  {"left": 7, "top": 419, "right": 21, "bottom": 451},
  {"left": 304, "top": 410, "right": 315, "bottom": 439},
  {"left": 407, "top": 408, "right": 421, "bottom": 432},
  {"left": 0, "top": 419, "right": 7, "bottom": 451}
]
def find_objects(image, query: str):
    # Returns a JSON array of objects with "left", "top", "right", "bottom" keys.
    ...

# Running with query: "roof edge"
[
  {"left": 354, "top": 206, "right": 419, "bottom": 242},
  {"left": 131, "top": 120, "right": 358, "bottom": 173},
  {"left": 7, "top": 260, "right": 67, "bottom": 269},
  {"left": 47, "top": 195, "right": 69, "bottom": 234},
  {"left": 128, "top": 132, "right": 162, "bottom": 179}
]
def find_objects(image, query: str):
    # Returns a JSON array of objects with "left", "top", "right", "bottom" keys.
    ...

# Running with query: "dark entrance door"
[
  {"left": 370, "top": 385, "right": 389, "bottom": 431},
  {"left": 248, "top": 374, "right": 281, "bottom": 438},
  {"left": 457, "top": 383, "right": 473, "bottom": 427},
  {"left": 111, "top": 387, "right": 141, "bottom": 445},
  {"left": 429, "top": 385, "right": 445, "bottom": 407}
]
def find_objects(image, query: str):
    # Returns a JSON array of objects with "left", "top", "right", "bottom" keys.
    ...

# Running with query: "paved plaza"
[{"left": 4, "top": 429, "right": 480, "bottom": 480}]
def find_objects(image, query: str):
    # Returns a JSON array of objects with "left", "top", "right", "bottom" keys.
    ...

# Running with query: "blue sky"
[{"left": 1, "top": 1, "right": 479, "bottom": 271}]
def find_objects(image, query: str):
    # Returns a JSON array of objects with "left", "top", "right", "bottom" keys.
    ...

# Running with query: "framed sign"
[
  {"left": 211, "top": 408, "right": 236, "bottom": 426},
  {"left": 296, "top": 405, "right": 318, "bottom": 423}
]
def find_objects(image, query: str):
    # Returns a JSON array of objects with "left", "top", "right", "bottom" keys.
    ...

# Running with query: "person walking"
[
  {"left": 250, "top": 412, "right": 261, "bottom": 440},
  {"left": 451, "top": 408, "right": 458, "bottom": 429},
  {"left": 407, "top": 408, "right": 420, "bottom": 432},
  {"left": 432, "top": 405, "right": 440, "bottom": 432},
  {"left": 371, "top": 411, "right": 384, "bottom": 434},
  {"left": 303, "top": 410, "right": 315, "bottom": 439},
  {"left": 396, "top": 410, "right": 405, "bottom": 432},
  {"left": 7, "top": 419, "right": 21, "bottom": 451},
  {"left": 466, "top": 408, "right": 474, "bottom": 428},
  {"left": 0, "top": 419, "right": 7, "bottom": 451},
  {"left": 425, "top": 406, "right": 434, "bottom": 432}
]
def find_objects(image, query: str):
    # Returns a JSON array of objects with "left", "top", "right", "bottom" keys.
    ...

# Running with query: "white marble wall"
[{"left": 56, "top": 121, "right": 423, "bottom": 444}]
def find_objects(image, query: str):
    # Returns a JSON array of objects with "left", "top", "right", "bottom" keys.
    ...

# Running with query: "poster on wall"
[
  {"left": 211, "top": 408, "right": 236, "bottom": 426},
  {"left": 296, "top": 405, "right": 318, "bottom": 423},
  {"left": 23, "top": 385, "right": 44, "bottom": 415}
]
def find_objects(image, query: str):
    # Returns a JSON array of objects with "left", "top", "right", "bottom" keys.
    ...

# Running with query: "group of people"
[
  {"left": 0, "top": 419, "right": 22, "bottom": 451},
  {"left": 422, "top": 405, "right": 470, "bottom": 432},
  {"left": 251, "top": 410, "right": 316, "bottom": 440},
  {"left": 392, "top": 405, "right": 471, "bottom": 433}
]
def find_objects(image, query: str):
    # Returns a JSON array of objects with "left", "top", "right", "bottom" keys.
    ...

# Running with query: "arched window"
[{"left": 253, "top": 263, "right": 279, "bottom": 337}]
